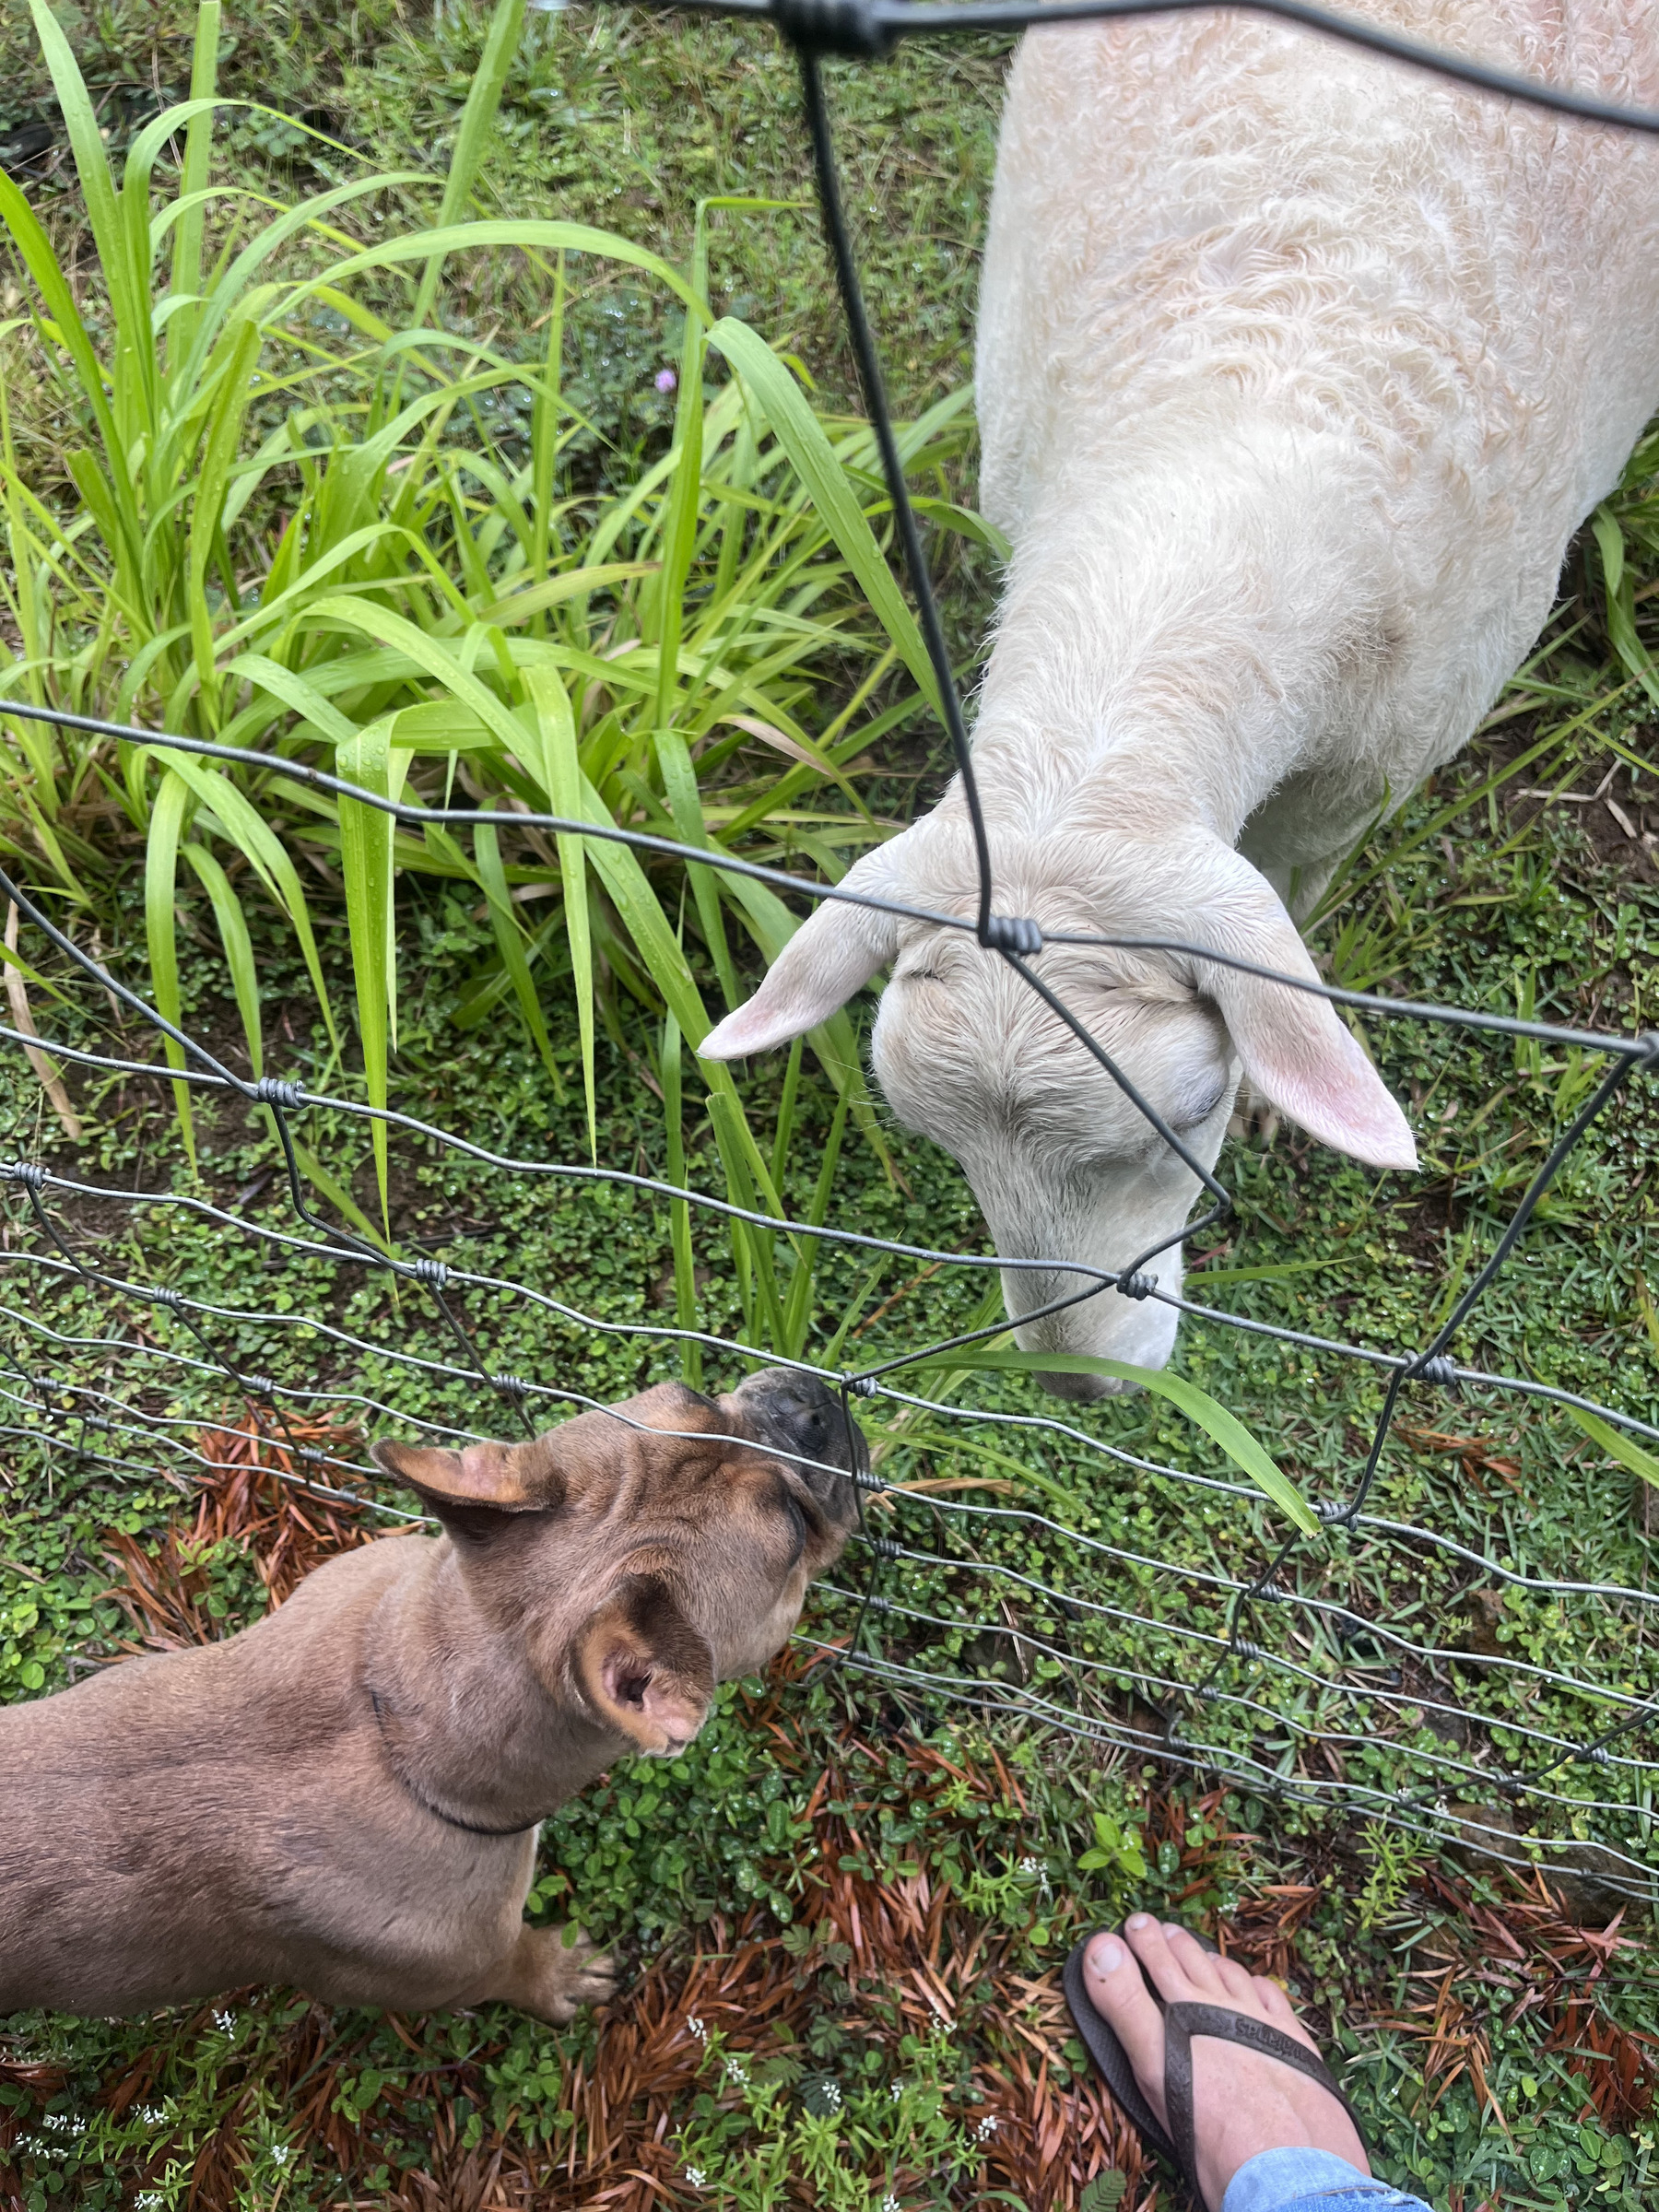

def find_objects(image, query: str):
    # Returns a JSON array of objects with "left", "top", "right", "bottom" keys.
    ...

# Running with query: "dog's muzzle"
[{"left": 728, "top": 1368, "right": 865, "bottom": 1516}]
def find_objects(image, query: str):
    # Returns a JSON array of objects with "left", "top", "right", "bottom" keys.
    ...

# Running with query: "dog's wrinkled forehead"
[{"left": 594, "top": 1376, "right": 862, "bottom": 1492}]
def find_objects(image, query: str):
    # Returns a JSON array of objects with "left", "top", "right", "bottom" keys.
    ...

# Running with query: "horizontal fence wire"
[{"left": 4, "top": 0, "right": 1659, "bottom": 1904}]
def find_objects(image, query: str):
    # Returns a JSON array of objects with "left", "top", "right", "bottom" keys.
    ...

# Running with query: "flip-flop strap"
[{"left": 1163, "top": 2002, "right": 1365, "bottom": 2194}]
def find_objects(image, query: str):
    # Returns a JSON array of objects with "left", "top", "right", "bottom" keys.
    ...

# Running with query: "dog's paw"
[{"left": 532, "top": 1925, "right": 618, "bottom": 2025}]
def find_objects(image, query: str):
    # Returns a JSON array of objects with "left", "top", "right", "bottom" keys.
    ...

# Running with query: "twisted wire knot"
[
  {"left": 148, "top": 1286, "right": 183, "bottom": 1312},
  {"left": 411, "top": 1257, "right": 450, "bottom": 1289},
  {"left": 241, "top": 1374, "right": 277, "bottom": 1398},
  {"left": 844, "top": 1373, "right": 878, "bottom": 1398},
  {"left": 253, "top": 1077, "right": 304, "bottom": 1109},
  {"left": 870, "top": 1536, "right": 900, "bottom": 1560},
  {"left": 1411, "top": 1354, "right": 1459, "bottom": 1386},
  {"left": 1233, "top": 1638, "right": 1265, "bottom": 1662},
  {"left": 2, "top": 1160, "right": 45, "bottom": 1189},
  {"left": 1115, "top": 1271, "right": 1156, "bottom": 1301},
  {"left": 298, "top": 1444, "right": 325, "bottom": 1464},
  {"left": 979, "top": 913, "right": 1044, "bottom": 958},
  {"left": 770, "top": 0, "right": 893, "bottom": 58},
  {"left": 491, "top": 1371, "right": 530, "bottom": 1397}
]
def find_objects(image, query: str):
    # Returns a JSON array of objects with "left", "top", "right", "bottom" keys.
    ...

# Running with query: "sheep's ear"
[
  {"left": 700, "top": 893, "right": 900, "bottom": 1058},
  {"left": 701, "top": 812, "right": 959, "bottom": 1059},
  {"left": 571, "top": 1573, "right": 714, "bottom": 1756},
  {"left": 1195, "top": 862, "right": 1417, "bottom": 1172}
]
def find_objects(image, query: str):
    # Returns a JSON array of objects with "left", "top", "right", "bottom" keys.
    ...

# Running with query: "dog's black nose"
[{"left": 730, "top": 1368, "right": 865, "bottom": 1482}]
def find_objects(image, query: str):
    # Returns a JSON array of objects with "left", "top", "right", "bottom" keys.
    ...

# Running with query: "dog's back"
[{"left": 0, "top": 1542, "right": 407, "bottom": 2014}]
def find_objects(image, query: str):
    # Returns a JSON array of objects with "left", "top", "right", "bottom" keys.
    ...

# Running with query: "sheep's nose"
[{"left": 1026, "top": 1361, "right": 1135, "bottom": 1403}]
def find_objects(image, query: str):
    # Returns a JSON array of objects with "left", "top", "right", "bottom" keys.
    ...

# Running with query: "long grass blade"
[
  {"left": 335, "top": 715, "right": 396, "bottom": 1225},
  {"left": 144, "top": 769, "right": 197, "bottom": 1167},
  {"left": 181, "top": 840, "right": 263, "bottom": 1081},
  {"left": 473, "top": 819, "right": 563, "bottom": 1093},
  {"left": 411, "top": 0, "right": 527, "bottom": 335}
]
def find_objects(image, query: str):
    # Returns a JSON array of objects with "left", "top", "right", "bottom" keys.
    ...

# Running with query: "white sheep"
[{"left": 704, "top": 3, "right": 1659, "bottom": 1394}]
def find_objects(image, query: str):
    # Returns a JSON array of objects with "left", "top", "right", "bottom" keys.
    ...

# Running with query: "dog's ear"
[
  {"left": 370, "top": 1432, "right": 568, "bottom": 1541},
  {"left": 1189, "top": 841, "right": 1417, "bottom": 1171},
  {"left": 571, "top": 1573, "right": 714, "bottom": 1756}
]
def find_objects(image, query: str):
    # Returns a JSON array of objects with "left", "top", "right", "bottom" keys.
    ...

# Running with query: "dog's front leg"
[{"left": 461, "top": 1922, "right": 618, "bottom": 2025}]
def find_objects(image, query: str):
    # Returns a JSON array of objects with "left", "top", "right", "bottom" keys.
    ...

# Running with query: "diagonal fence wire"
[{"left": 3, "top": 1, "right": 1659, "bottom": 1905}]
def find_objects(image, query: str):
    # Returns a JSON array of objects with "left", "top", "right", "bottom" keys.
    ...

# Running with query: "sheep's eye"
[{"left": 1173, "top": 1077, "right": 1229, "bottom": 1131}]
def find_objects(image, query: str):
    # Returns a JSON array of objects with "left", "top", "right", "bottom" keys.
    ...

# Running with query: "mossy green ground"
[{"left": 3, "top": 6, "right": 1659, "bottom": 2208}]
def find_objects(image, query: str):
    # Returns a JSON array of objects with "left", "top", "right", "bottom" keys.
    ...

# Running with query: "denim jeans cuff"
[{"left": 1221, "top": 2146, "right": 1429, "bottom": 2212}]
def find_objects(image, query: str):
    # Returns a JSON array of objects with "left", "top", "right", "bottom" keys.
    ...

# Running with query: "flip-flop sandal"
[{"left": 1063, "top": 1927, "right": 1368, "bottom": 2209}]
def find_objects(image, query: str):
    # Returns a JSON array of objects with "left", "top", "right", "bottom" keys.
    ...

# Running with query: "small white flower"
[
  {"left": 726, "top": 2055, "right": 748, "bottom": 2086},
  {"left": 822, "top": 2080, "right": 842, "bottom": 2111},
  {"left": 136, "top": 2196, "right": 161, "bottom": 2210},
  {"left": 271, "top": 2144, "right": 291, "bottom": 2168},
  {"left": 213, "top": 2009, "right": 236, "bottom": 2032},
  {"left": 1018, "top": 1855, "right": 1042, "bottom": 1876},
  {"left": 687, "top": 2015, "right": 706, "bottom": 2041},
  {"left": 975, "top": 2114, "right": 998, "bottom": 2142},
  {"left": 890, "top": 2081, "right": 904, "bottom": 2102},
  {"left": 138, "top": 2107, "right": 166, "bottom": 2126},
  {"left": 684, "top": 2166, "right": 707, "bottom": 2188},
  {"left": 881, "top": 2196, "right": 901, "bottom": 2212}
]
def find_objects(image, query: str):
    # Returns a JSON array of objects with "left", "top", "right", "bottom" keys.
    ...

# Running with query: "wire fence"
[{"left": 5, "top": 0, "right": 1659, "bottom": 1909}]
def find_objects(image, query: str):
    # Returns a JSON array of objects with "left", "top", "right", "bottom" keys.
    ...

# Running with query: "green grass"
[
  {"left": 3, "top": 4, "right": 1659, "bottom": 2208},
  {"left": 3, "top": 716, "right": 1657, "bottom": 2207}
]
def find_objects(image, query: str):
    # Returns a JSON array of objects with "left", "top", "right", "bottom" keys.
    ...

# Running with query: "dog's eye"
[{"left": 768, "top": 1476, "right": 812, "bottom": 1563}]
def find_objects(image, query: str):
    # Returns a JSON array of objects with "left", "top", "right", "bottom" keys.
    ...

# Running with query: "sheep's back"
[{"left": 977, "top": 2, "right": 1659, "bottom": 547}]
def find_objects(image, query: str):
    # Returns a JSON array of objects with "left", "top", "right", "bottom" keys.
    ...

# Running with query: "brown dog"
[{"left": 0, "top": 1371, "right": 860, "bottom": 2022}]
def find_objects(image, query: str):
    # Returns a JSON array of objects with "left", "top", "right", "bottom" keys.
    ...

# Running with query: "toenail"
[
  {"left": 1163, "top": 1922, "right": 1183, "bottom": 1938},
  {"left": 1125, "top": 1912, "right": 1153, "bottom": 1931},
  {"left": 1088, "top": 1936, "right": 1126, "bottom": 1974}
]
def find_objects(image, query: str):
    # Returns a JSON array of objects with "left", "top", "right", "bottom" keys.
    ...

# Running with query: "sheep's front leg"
[{"left": 464, "top": 1923, "right": 617, "bottom": 2024}]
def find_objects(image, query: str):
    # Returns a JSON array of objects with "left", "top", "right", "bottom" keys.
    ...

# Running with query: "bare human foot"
[{"left": 1083, "top": 1915, "right": 1369, "bottom": 2212}]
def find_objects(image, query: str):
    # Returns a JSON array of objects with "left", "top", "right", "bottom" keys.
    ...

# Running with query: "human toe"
[
  {"left": 1210, "top": 1951, "right": 1260, "bottom": 2007},
  {"left": 1253, "top": 1972, "right": 1320, "bottom": 2049},
  {"left": 1145, "top": 1919, "right": 1226, "bottom": 1998},
  {"left": 1084, "top": 1929, "right": 1170, "bottom": 2110},
  {"left": 1118, "top": 1912, "right": 1194, "bottom": 2003}
]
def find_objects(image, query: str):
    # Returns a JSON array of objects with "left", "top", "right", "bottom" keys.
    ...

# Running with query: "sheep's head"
[{"left": 701, "top": 806, "right": 1415, "bottom": 1398}]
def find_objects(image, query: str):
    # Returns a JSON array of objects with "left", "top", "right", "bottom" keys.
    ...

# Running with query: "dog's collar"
[{"left": 369, "top": 1688, "right": 546, "bottom": 1839}]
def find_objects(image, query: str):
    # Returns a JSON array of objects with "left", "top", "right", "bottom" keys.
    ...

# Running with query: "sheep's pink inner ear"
[
  {"left": 572, "top": 1578, "right": 713, "bottom": 1756},
  {"left": 1209, "top": 969, "right": 1418, "bottom": 1171},
  {"left": 1181, "top": 841, "right": 1418, "bottom": 1173}
]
